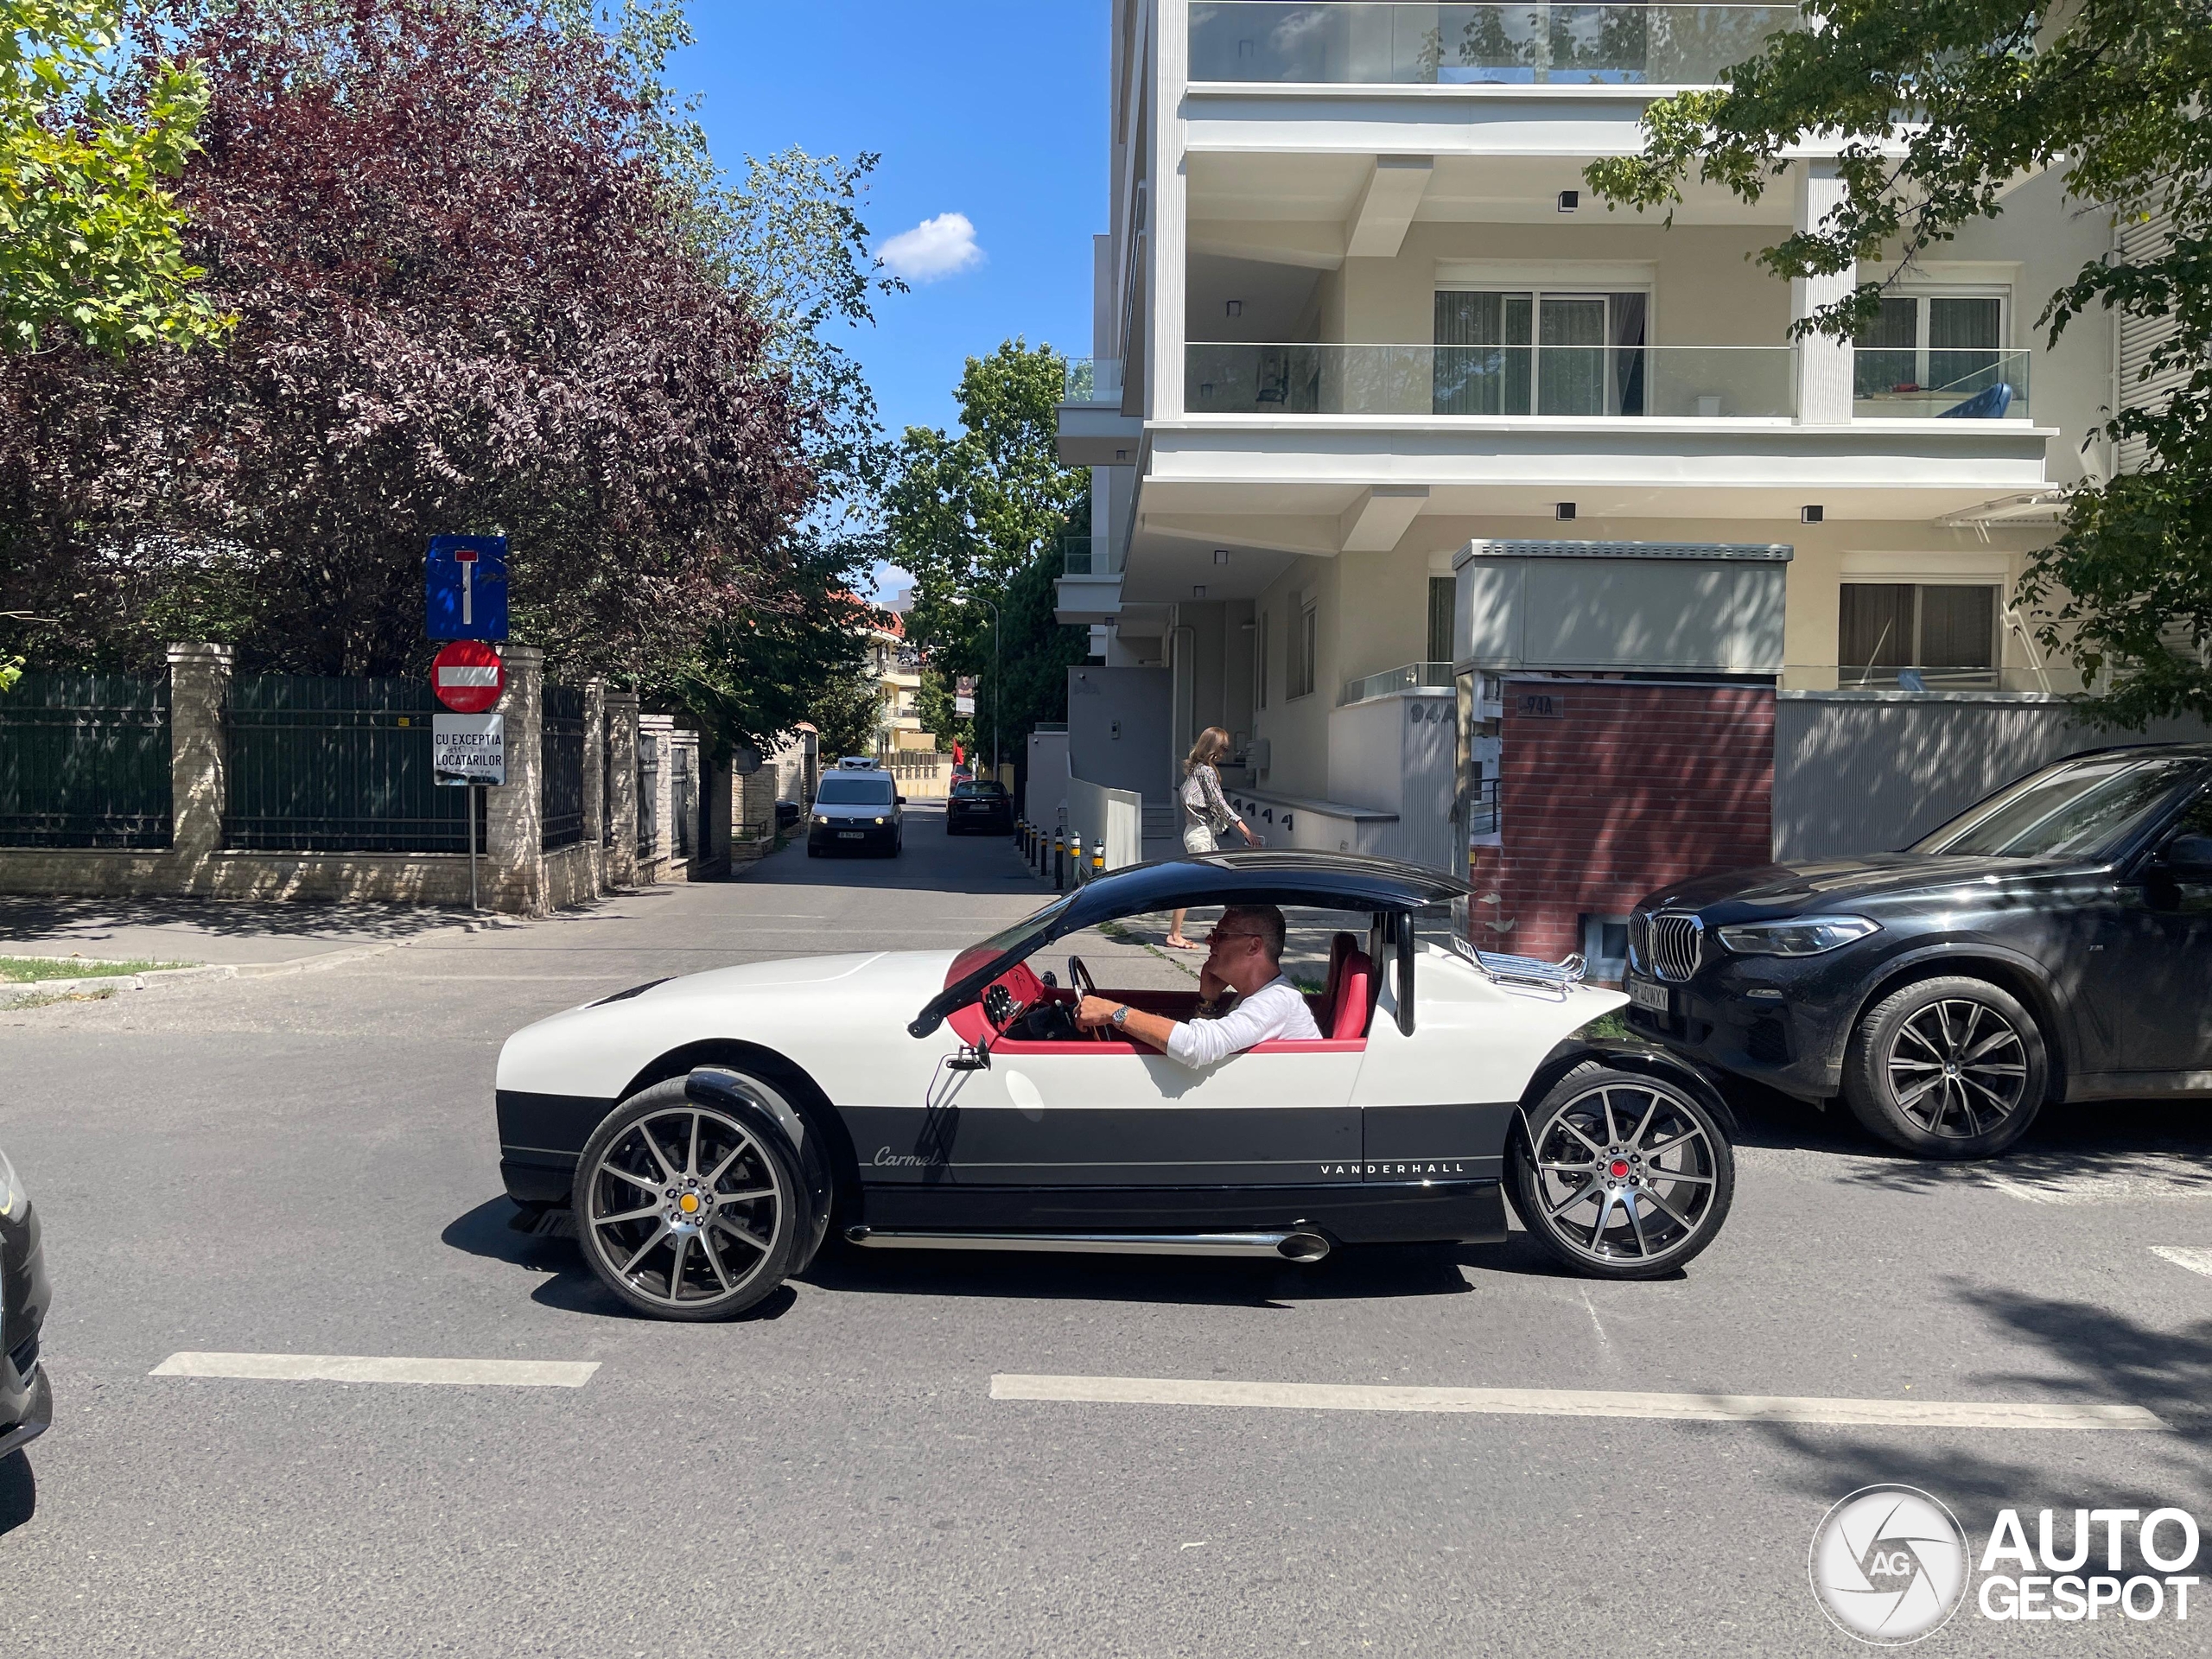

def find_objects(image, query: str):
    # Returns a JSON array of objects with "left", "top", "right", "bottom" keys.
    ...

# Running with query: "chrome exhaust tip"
[{"left": 1276, "top": 1230, "right": 1331, "bottom": 1263}]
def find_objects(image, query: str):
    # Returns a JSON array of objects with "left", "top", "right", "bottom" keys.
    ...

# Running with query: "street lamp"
[{"left": 948, "top": 592, "right": 1002, "bottom": 783}]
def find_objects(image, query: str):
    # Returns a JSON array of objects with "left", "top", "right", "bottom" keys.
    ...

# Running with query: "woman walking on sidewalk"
[{"left": 1165, "top": 727, "right": 1260, "bottom": 950}]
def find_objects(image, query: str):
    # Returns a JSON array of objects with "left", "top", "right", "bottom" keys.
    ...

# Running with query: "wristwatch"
[{"left": 1110, "top": 1005, "right": 1130, "bottom": 1028}]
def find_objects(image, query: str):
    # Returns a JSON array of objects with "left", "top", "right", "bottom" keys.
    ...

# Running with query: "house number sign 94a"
[{"left": 1516, "top": 691, "right": 1567, "bottom": 719}]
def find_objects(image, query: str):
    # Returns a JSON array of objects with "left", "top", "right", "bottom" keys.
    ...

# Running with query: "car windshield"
[
  {"left": 816, "top": 777, "right": 894, "bottom": 806},
  {"left": 951, "top": 781, "right": 1005, "bottom": 798},
  {"left": 1914, "top": 757, "right": 2202, "bottom": 858}
]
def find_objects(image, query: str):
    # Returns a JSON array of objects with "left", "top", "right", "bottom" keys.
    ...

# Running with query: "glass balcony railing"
[
  {"left": 1063, "top": 358, "right": 1125, "bottom": 404},
  {"left": 1852, "top": 350, "right": 2032, "bottom": 421},
  {"left": 1062, "top": 536, "right": 1127, "bottom": 578},
  {"left": 1190, "top": 3, "right": 1802, "bottom": 86},
  {"left": 1342, "top": 661, "right": 1453, "bottom": 704},
  {"left": 1187, "top": 342, "right": 1796, "bottom": 418}
]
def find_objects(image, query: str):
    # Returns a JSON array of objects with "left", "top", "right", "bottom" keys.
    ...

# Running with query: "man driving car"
[{"left": 1074, "top": 903, "right": 1322, "bottom": 1065}]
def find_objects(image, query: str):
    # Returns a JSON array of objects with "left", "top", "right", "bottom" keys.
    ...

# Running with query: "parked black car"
[
  {"left": 946, "top": 779, "right": 1013, "bottom": 835},
  {"left": 1, "top": 1144, "right": 52, "bottom": 1466},
  {"left": 1624, "top": 745, "right": 2212, "bottom": 1159}
]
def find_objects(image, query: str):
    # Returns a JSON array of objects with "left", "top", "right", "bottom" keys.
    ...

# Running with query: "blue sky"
[{"left": 675, "top": 2, "right": 1108, "bottom": 468}]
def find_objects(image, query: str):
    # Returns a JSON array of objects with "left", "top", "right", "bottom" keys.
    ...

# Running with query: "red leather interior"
[{"left": 1329, "top": 951, "right": 1374, "bottom": 1039}]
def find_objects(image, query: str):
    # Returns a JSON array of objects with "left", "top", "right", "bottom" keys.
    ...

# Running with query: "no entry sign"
[{"left": 432, "top": 640, "right": 505, "bottom": 714}]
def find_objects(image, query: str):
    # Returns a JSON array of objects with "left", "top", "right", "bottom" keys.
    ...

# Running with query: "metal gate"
[
  {"left": 541, "top": 685, "right": 584, "bottom": 851},
  {"left": 671, "top": 744, "right": 696, "bottom": 860},
  {"left": 226, "top": 676, "right": 475, "bottom": 851},
  {"left": 0, "top": 673, "right": 172, "bottom": 848},
  {"left": 636, "top": 733, "right": 658, "bottom": 858}
]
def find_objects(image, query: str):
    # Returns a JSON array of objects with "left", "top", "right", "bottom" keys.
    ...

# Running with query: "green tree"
[
  {"left": 2, "top": 0, "right": 227, "bottom": 353},
  {"left": 1587, "top": 0, "right": 2212, "bottom": 724},
  {"left": 887, "top": 340, "right": 1090, "bottom": 768},
  {"left": 807, "top": 660, "right": 887, "bottom": 763}
]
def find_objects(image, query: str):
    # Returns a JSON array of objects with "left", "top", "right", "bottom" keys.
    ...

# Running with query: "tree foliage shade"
[
  {"left": 886, "top": 340, "right": 1090, "bottom": 767},
  {"left": 1, "top": 0, "right": 228, "bottom": 353},
  {"left": 1588, "top": 0, "right": 2212, "bottom": 724},
  {"left": 1, "top": 0, "right": 817, "bottom": 692}
]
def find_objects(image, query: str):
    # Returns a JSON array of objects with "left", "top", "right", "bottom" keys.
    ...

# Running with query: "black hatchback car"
[
  {"left": 1, "top": 1143, "right": 52, "bottom": 1467},
  {"left": 1624, "top": 745, "right": 2212, "bottom": 1159},
  {"left": 946, "top": 779, "right": 1013, "bottom": 835}
]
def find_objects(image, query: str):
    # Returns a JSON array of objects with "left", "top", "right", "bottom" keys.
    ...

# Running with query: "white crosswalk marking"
[
  {"left": 989, "top": 1375, "right": 2165, "bottom": 1431},
  {"left": 152, "top": 1352, "right": 599, "bottom": 1388},
  {"left": 2150, "top": 1245, "right": 2212, "bottom": 1278}
]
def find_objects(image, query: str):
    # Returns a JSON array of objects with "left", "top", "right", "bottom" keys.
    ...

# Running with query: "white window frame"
[
  {"left": 1855, "top": 284, "right": 2013, "bottom": 391},
  {"left": 1433, "top": 283, "right": 1655, "bottom": 417},
  {"left": 1837, "top": 577, "right": 2005, "bottom": 683},
  {"left": 1255, "top": 607, "right": 1270, "bottom": 710},
  {"left": 1291, "top": 596, "right": 1319, "bottom": 701}
]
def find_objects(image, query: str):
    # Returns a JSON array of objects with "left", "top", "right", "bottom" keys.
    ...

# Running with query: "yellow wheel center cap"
[{"left": 677, "top": 1192, "right": 701, "bottom": 1214}]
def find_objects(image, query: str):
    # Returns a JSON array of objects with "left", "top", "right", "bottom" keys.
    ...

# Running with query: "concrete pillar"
[
  {"left": 639, "top": 713, "right": 676, "bottom": 879},
  {"left": 604, "top": 692, "right": 639, "bottom": 887},
  {"left": 582, "top": 678, "right": 607, "bottom": 890},
  {"left": 165, "top": 644, "right": 233, "bottom": 861},
  {"left": 1792, "top": 159, "right": 1856, "bottom": 424},
  {"left": 485, "top": 644, "right": 544, "bottom": 913}
]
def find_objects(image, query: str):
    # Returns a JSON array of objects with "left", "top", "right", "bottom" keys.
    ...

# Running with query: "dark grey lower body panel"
[
  {"left": 498, "top": 1090, "right": 615, "bottom": 1205},
  {"left": 855, "top": 1180, "right": 1508, "bottom": 1246},
  {"left": 2067, "top": 1070, "right": 2212, "bottom": 1102},
  {"left": 0, "top": 1368, "right": 52, "bottom": 1462}
]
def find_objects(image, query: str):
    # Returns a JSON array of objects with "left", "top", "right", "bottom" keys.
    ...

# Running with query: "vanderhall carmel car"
[
  {"left": 495, "top": 853, "right": 1738, "bottom": 1319},
  {"left": 1625, "top": 744, "right": 2212, "bottom": 1160}
]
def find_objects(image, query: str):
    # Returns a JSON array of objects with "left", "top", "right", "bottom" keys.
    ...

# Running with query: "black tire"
[
  {"left": 572, "top": 1078, "right": 809, "bottom": 1320},
  {"left": 1507, "top": 1064, "right": 1735, "bottom": 1280},
  {"left": 1841, "top": 975, "right": 2047, "bottom": 1159}
]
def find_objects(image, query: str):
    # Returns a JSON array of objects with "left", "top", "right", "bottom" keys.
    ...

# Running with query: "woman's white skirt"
[{"left": 1181, "top": 823, "right": 1218, "bottom": 855}]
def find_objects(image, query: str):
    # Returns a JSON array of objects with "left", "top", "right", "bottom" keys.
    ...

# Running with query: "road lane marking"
[
  {"left": 988, "top": 1375, "right": 2165, "bottom": 1431},
  {"left": 151, "top": 1353, "right": 599, "bottom": 1388},
  {"left": 2151, "top": 1245, "right": 2212, "bottom": 1278}
]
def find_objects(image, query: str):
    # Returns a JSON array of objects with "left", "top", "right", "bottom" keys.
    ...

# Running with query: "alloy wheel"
[
  {"left": 1522, "top": 1082, "right": 1721, "bottom": 1267},
  {"left": 581, "top": 1105, "right": 786, "bottom": 1310},
  {"left": 1883, "top": 998, "right": 2029, "bottom": 1139}
]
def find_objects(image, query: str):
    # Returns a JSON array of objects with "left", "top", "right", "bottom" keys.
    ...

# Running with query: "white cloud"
[{"left": 879, "top": 213, "right": 984, "bottom": 283}]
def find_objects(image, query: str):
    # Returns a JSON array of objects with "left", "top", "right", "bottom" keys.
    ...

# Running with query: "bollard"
[
  {"left": 1053, "top": 832, "right": 1066, "bottom": 890},
  {"left": 1092, "top": 839, "right": 1104, "bottom": 879}
]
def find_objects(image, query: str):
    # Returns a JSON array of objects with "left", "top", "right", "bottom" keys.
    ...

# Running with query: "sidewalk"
[{"left": 0, "top": 895, "right": 500, "bottom": 997}]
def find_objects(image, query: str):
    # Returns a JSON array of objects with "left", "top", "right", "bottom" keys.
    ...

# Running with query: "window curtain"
[
  {"left": 1537, "top": 296, "right": 1606, "bottom": 414},
  {"left": 1608, "top": 292, "right": 1647, "bottom": 416},
  {"left": 1928, "top": 296, "right": 2002, "bottom": 395},
  {"left": 1855, "top": 296, "right": 1917, "bottom": 396},
  {"left": 1434, "top": 290, "right": 1532, "bottom": 414}
]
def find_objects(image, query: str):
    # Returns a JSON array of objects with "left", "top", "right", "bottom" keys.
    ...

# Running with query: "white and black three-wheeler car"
[{"left": 493, "top": 852, "right": 1738, "bottom": 1319}]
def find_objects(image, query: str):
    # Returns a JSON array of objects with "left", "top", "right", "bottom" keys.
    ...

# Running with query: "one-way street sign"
[{"left": 427, "top": 536, "right": 509, "bottom": 641}]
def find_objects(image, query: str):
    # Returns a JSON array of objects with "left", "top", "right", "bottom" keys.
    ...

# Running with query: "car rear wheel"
[
  {"left": 1507, "top": 1065, "right": 1734, "bottom": 1280},
  {"left": 573, "top": 1080, "right": 808, "bottom": 1320},
  {"left": 1842, "top": 976, "right": 2046, "bottom": 1159}
]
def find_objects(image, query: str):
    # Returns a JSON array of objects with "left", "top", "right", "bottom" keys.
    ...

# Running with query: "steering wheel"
[{"left": 1066, "top": 956, "right": 1109, "bottom": 1040}]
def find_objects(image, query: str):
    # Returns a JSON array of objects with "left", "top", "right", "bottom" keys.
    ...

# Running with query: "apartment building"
[{"left": 1057, "top": 2, "right": 2151, "bottom": 944}]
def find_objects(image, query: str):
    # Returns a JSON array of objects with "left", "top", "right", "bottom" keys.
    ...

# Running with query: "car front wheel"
[
  {"left": 1507, "top": 1065, "right": 1735, "bottom": 1280},
  {"left": 1841, "top": 975, "right": 2047, "bottom": 1159},
  {"left": 573, "top": 1079, "right": 809, "bottom": 1320}
]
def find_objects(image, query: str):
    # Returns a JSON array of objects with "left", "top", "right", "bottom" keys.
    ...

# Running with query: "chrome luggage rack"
[{"left": 1452, "top": 941, "right": 1588, "bottom": 1000}]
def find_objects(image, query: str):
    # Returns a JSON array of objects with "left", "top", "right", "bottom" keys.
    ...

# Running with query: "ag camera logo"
[{"left": 1809, "top": 1484, "right": 1970, "bottom": 1644}]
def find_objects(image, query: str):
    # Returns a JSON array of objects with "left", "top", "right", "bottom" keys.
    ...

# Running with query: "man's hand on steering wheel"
[{"left": 1073, "top": 993, "right": 1122, "bottom": 1039}]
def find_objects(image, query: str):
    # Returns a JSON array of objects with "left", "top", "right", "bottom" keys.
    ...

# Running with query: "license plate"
[
  {"left": 837, "top": 831, "right": 864, "bottom": 840},
  {"left": 1627, "top": 977, "right": 1670, "bottom": 1014}
]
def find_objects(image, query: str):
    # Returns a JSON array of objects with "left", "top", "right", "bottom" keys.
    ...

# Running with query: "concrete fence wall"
[
  {"left": 0, "top": 643, "right": 714, "bottom": 916},
  {"left": 1774, "top": 692, "right": 2212, "bottom": 860}
]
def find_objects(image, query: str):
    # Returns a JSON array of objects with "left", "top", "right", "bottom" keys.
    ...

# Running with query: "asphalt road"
[{"left": 3, "top": 804, "right": 2209, "bottom": 1656}]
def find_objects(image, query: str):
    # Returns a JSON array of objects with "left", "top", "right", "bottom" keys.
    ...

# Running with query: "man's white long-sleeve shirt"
[{"left": 1162, "top": 974, "right": 1323, "bottom": 1068}]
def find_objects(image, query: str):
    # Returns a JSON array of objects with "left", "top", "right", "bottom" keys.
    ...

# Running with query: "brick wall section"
[{"left": 1471, "top": 682, "right": 1776, "bottom": 963}]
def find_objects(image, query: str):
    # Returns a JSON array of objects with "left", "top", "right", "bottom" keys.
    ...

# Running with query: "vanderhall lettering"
[{"left": 1320, "top": 1160, "right": 1473, "bottom": 1178}]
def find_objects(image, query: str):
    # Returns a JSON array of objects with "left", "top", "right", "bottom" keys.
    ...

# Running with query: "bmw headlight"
[
  {"left": 1716, "top": 916, "right": 1880, "bottom": 957},
  {"left": 0, "top": 1147, "right": 26, "bottom": 1220}
]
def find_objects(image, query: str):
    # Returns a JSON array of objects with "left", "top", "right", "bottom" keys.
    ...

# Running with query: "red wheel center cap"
[{"left": 1609, "top": 1159, "right": 1630, "bottom": 1179}]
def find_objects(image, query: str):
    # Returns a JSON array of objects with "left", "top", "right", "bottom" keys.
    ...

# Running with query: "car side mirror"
[
  {"left": 2161, "top": 834, "right": 2212, "bottom": 880},
  {"left": 896, "top": 793, "right": 907, "bottom": 805}
]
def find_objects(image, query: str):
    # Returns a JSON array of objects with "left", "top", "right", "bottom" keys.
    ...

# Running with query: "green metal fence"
[
  {"left": 226, "top": 676, "right": 478, "bottom": 852},
  {"left": 542, "top": 685, "right": 585, "bottom": 851},
  {"left": 0, "top": 673, "right": 173, "bottom": 848}
]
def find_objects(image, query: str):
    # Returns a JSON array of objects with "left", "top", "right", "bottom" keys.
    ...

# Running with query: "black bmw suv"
[
  {"left": 1624, "top": 745, "right": 2212, "bottom": 1159},
  {"left": 1, "top": 1142, "right": 52, "bottom": 1466}
]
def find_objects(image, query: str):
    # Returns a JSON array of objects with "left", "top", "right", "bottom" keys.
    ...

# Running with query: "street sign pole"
[{"left": 468, "top": 784, "right": 480, "bottom": 912}]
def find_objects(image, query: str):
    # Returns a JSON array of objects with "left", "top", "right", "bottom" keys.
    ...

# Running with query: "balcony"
[
  {"left": 1062, "top": 535, "right": 1128, "bottom": 577},
  {"left": 1853, "top": 350, "right": 2032, "bottom": 423},
  {"left": 1190, "top": 3, "right": 1802, "bottom": 87},
  {"left": 1063, "top": 358, "right": 1125, "bottom": 404},
  {"left": 1188, "top": 341, "right": 1796, "bottom": 419},
  {"left": 1056, "top": 535, "right": 1128, "bottom": 626},
  {"left": 1342, "top": 661, "right": 1452, "bottom": 704}
]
